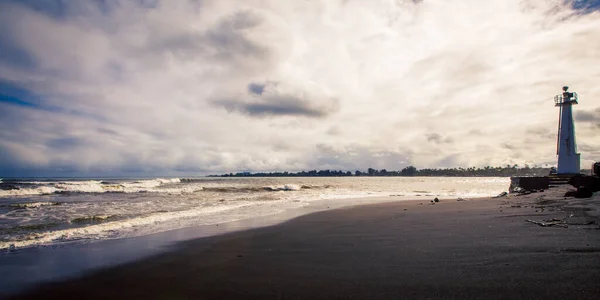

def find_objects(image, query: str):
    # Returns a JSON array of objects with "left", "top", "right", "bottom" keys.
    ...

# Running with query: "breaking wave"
[
  {"left": 8, "top": 202, "right": 63, "bottom": 209},
  {"left": 0, "top": 179, "right": 316, "bottom": 198},
  {"left": 0, "top": 178, "right": 185, "bottom": 197},
  {"left": 0, "top": 202, "right": 256, "bottom": 250},
  {"left": 202, "top": 184, "right": 304, "bottom": 193},
  {"left": 71, "top": 215, "right": 117, "bottom": 224}
]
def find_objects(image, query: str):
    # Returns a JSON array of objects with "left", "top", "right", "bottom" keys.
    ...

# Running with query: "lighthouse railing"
[{"left": 554, "top": 92, "right": 578, "bottom": 106}]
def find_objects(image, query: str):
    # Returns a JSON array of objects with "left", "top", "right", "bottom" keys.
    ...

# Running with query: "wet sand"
[{"left": 10, "top": 187, "right": 600, "bottom": 299}]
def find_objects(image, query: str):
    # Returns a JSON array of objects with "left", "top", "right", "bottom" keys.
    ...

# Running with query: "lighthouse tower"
[{"left": 554, "top": 86, "right": 580, "bottom": 174}]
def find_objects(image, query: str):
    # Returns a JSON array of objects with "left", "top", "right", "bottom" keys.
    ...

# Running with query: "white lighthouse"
[{"left": 554, "top": 86, "right": 580, "bottom": 174}]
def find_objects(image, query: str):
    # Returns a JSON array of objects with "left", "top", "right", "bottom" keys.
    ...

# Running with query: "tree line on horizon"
[{"left": 212, "top": 165, "right": 553, "bottom": 177}]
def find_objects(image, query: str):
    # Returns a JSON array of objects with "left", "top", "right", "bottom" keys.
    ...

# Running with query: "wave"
[
  {"left": 1, "top": 222, "right": 61, "bottom": 233},
  {"left": 201, "top": 184, "right": 303, "bottom": 193},
  {"left": 0, "top": 202, "right": 255, "bottom": 250},
  {"left": 71, "top": 215, "right": 117, "bottom": 224},
  {"left": 0, "top": 178, "right": 333, "bottom": 198},
  {"left": 265, "top": 184, "right": 302, "bottom": 191},
  {"left": 8, "top": 202, "right": 63, "bottom": 209},
  {"left": 0, "top": 178, "right": 184, "bottom": 197}
]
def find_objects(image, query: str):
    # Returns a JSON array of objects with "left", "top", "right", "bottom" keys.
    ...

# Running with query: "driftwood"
[{"left": 525, "top": 219, "right": 568, "bottom": 228}]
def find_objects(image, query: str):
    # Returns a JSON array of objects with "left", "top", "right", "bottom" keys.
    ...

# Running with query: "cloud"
[
  {"left": 426, "top": 133, "right": 453, "bottom": 144},
  {"left": 576, "top": 107, "right": 600, "bottom": 125},
  {"left": 1, "top": 0, "right": 600, "bottom": 176},
  {"left": 248, "top": 82, "right": 267, "bottom": 96},
  {"left": 213, "top": 81, "right": 340, "bottom": 118}
]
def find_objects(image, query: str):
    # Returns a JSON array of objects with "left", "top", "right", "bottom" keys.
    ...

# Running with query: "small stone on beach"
[{"left": 494, "top": 192, "right": 508, "bottom": 198}]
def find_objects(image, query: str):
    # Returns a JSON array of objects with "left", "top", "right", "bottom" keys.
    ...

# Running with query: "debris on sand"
[{"left": 525, "top": 219, "right": 568, "bottom": 228}]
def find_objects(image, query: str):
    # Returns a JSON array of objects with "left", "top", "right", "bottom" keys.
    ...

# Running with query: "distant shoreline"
[{"left": 211, "top": 166, "right": 552, "bottom": 177}]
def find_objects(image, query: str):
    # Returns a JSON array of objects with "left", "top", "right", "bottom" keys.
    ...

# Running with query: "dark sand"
[{"left": 10, "top": 187, "right": 600, "bottom": 299}]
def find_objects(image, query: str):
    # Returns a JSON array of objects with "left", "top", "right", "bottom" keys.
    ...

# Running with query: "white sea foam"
[
  {"left": 9, "top": 202, "right": 62, "bottom": 208},
  {"left": 0, "top": 186, "right": 58, "bottom": 197},
  {"left": 0, "top": 202, "right": 256, "bottom": 250},
  {"left": 0, "top": 178, "right": 185, "bottom": 197},
  {"left": 121, "top": 178, "right": 179, "bottom": 190},
  {"left": 266, "top": 184, "right": 302, "bottom": 191},
  {"left": 54, "top": 180, "right": 105, "bottom": 193}
]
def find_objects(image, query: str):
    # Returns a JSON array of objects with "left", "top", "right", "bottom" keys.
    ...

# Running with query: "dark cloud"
[
  {"left": 426, "top": 133, "right": 453, "bottom": 144},
  {"left": 578, "top": 143, "right": 599, "bottom": 152},
  {"left": 0, "top": 42, "right": 38, "bottom": 71},
  {"left": 215, "top": 95, "right": 336, "bottom": 118},
  {"left": 502, "top": 143, "right": 516, "bottom": 150},
  {"left": 132, "top": 10, "right": 268, "bottom": 68},
  {"left": 3, "top": 0, "right": 160, "bottom": 20},
  {"left": 46, "top": 137, "right": 84, "bottom": 150},
  {"left": 248, "top": 82, "right": 266, "bottom": 96},
  {"left": 214, "top": 81, "right": 339, "bottom": 118},
  {"left": 0, "top": 3, "right": 270, "bottom": 81},
  {"left": 0, "top": 5, "right": 39, "bottom": 72},
  {"left": 3, "top": 0, "right": 69, "bottom": 19},
  {"left": 576, "top": 107, "right": 600, "bottom": 122},
  {"left": 203, "top": 11, "right": 268, "bottom": 62},
  {"left": 525, "top": 126, "right": 555, "bottom": 140},
  {"left": 576, "top": 108, "right": 600, "bottom": 129}
]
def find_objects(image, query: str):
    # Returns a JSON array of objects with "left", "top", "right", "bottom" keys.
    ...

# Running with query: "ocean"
[{"left": 0, "top": 177, "right": 509, "bottom": 251}]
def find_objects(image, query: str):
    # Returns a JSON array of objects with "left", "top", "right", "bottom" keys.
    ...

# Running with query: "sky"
[{"left": 1, "top": 0, "right": 600, "bottom": 177}]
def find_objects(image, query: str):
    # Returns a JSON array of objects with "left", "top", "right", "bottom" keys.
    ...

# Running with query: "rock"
[
  {"left": 565, "top": 187, "right": 593, "bottom": 198},
  {"left": 568, "top": 174, "right": 600, "bottom": 192},
  {"left": 575, "top": 187, "right": 593, "bottom": 198},
  {"left": 494, "top": 192, "right": 508, "bottom": 198},
  {"left": 564, "top": 190, "right": 577, "bottom": 197},
  {"left": 433, "top": 197, "right": 440, "bottom": 202}
]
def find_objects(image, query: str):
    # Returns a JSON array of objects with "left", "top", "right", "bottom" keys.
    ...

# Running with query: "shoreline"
[
  {"left": 5, "top": 187, "right": 600, "bottom": 299},
  {"left": 1, "top": 176, "right": 510, "bottom": 251},
  {"left": 0, "top": 194, "right": 433, "bottom": 295}
]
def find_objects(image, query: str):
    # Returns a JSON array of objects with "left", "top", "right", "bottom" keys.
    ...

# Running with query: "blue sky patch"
[
  {"left": 0, "top": 81, "right": 42, "bottom": 108},
  {"left": 571, "top": 0, "right": 600, "bottom": 12}
]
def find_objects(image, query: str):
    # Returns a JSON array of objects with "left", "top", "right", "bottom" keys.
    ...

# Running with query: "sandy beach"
[{"left": 9, "top": 186, "right": 600, "bottom": 300}]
